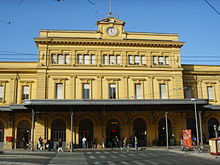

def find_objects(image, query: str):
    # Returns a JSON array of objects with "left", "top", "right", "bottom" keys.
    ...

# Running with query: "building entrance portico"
[
  {"left": 16, "top": 120, "right": 31, "bottom": 148},
  {"left": 106, "top": 118, "right": 120, "bottom": 148}
]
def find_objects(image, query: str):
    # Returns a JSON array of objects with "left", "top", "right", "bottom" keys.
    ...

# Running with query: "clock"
[{"left": 107, "top": 27, "right": 117, "bottom": 36}]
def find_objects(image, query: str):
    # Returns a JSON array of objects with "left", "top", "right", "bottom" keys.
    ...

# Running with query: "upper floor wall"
[
  {"left": 182, "top": 65, "right": 220, "bottom": 105},
  {"left": 35, "top": 17, "right": 184, "bottom": 69}
]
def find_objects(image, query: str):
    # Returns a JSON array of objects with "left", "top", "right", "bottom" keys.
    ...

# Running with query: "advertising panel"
[{"left": 182, "top": 129, "right": 193, "bottom": 149}]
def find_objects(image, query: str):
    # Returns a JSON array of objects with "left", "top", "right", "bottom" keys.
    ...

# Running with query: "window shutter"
[
  {"left": 56, "top": 83, "right": 63, "bottom": 99},
  {"left": 207, "top": 86, "right": 214, "bottom": 100},
  {"left": 0, "top": 86, "right": 4, "bottom": 100},
  {"left": 134, "top": 56, "right": 139, "bottom": 65},
  {"left": 141, "top": 56, "right": 146, "bottom": 65},
  {"left": 160, "top": 84, "right": 167, "bottom": 99},
  {"left": 135, "top": 84, "right": 141, "bottom": 99},
  {"left": 84, "top": 55, "right": 90, "bottom": 64},
  {"left": 91, "top": 55, "right": 95, "bottom": 64},
  {"left": 116, "top": 55, "right": 120, "bottom": 65}
]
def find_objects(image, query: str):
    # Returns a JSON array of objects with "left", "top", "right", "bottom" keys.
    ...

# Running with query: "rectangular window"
[
  {"left": 158, "top": 56, "right": 163, "bottom": 65},
  {"left": 109, "top": 55, "right": 114, "bottom": 65},
  {"left": 22, "top": 86, "right": 29, "bottom": 100},
  {"left": 58, "top": 54, "right": 64, "bottom": 64},
  {"left": 134, "top": 55, "right": 139, "bottom": 65},
  {"left": 153, "top": 56, "right": 157, "bottom": 65},
  {"left": 84, "top": 54, "right": 90, "bottom": 64},
  {"left": 207, "top": 86, "right": 214, "bottom": 100},
  {"left": 160, "top": 84, "right": 167, "bottom": 99},
  {"left": 65, "top": 54, "right": 69, "bottom": 64},
  {"left": 51, "top": 54, "right": 56, "bottom": 64},
  {"left": 128, "top": 55, "right": 133, "bottom": 64},
  {"left": 135, "top": 84, "right": 142, "bottom": 99},
  {"left": 165, "top": 56, "right": 169, "bottom": 65},
  {"left": 103, "top": 55, "right": 108, "bottom": 65},
  {"left": 91, "top": 55, "right": 95, "bottom": 64},
  {"left": 184, "top": 86, "right": 192, "bottom": 99},
  {"left": 109, "top": 84, "right": 116, "bottom": 99},
  {"left": 56, "top": 83, "right": 63, "bottom": 99},
  {"left": 0, "top": 86, "right": 4, "bottom": 102},
  {"left": 141, "top": 56, "right": 146, "bottom": 65},
  {"left": 116, "top": 55, "right": 121, "bottom": 65},
  {"left": 77, "top": 54, "right": 83, "bottom": 64},
  {"left": 82, "top": 83, "right": 90, "bottom": 99}
]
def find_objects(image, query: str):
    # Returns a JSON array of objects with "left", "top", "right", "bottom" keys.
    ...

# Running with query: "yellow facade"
[{"left": 0, "top": 17, "right": 220, "bottom": 150}]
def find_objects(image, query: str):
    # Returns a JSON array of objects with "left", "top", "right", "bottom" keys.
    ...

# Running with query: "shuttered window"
[
  {"left": 109, "top": 84, "right": 116, "bottom": 99},
  {"left": 0, "top": 86, "right": 4, "bottom": 102},
  {"left": 22, "top": 86, "right": 30, "bottom": 100},
  {"left": 82, "top": 84, "right": 90, "bottom": 99},
  {"left": 207, "top": 86, "right": 214, "bottom": 100}
]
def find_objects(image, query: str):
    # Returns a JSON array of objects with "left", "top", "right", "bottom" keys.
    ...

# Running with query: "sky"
[{"left": 0, "top": 0, "right": 220, "bottom": 65}]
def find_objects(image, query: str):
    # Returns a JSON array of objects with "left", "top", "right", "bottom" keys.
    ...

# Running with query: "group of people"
[
  {"left": 37, "top": 137, "right": 60, "bottom": 151},
  {"left": 101, "top": 136, "right": 138, "bottom": 149}
]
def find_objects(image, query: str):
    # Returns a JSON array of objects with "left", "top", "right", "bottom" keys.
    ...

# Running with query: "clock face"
[{"left": 107, "top": 27, "right": 117, "bottom": 36}]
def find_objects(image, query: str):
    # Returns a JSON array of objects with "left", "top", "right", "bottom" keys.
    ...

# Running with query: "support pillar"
[
  {"left": 199, "top": 111, "right": 203, "bottom": 148},
  {"left": 165, "top": 111, "right": 169, "bottom": 150},
  {"left": 70, "top": 112, "right": 74, "bottom": 152},
  {"left": 31, "top": 109, "right": 35, "bottom": 151}
]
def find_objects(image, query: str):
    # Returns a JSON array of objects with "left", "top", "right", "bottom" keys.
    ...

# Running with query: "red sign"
[
  {"left": 111, "top": 130, "right": 117, "bottom": 132},
  {"left": 182, "top": 129, "right": 193, "bottom": 148}
]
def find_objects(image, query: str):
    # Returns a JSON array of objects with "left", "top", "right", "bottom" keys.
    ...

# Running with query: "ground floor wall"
[{"left": 0, "top": 111, "right": 220, "bottom": 150}]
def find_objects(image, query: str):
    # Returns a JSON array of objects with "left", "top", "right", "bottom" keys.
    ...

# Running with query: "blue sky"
[{"left": 0, "top": 0, "right": 219, "bottom": 65}]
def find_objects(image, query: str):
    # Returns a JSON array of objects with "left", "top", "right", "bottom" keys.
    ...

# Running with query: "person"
[
  {"left": 46, "top": 139, "right": 51, "bottom": 151},
  {"left": 82, "top": 137, "right": 87, "bottom": 148},
  {"left": 92, "top": 138, "right": 96, "bottom": 148},
  {"left": 38, "top": 137, "right": 43, "bottom": 150},
  {"left": 102, "top": 136, "right": 105, "bottom": 148},
  {"left": 134, "top": 136, "right": 138, "bottom": 150},
  {"left": 115, "top": 136, "right": 119, "bottom": 148},
  {"left": 123, "top": 137, "right": 127, "bottom": 148},
  {"left": 58, "top": 139, "right": 63, "bottom": 152},
  {"left": 22, "top": 137, "right": 27, "bottom": 149}
]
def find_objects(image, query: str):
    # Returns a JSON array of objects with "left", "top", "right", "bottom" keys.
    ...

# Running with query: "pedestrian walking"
[
  {"left": 134, "top": 136, "right": 138, "bottom": 150},
  {"left": 82, "top": 137, "right": 87, "bottom": 148},
  {"left": 57, "top": 139, "right": 63, "bottom": 152},
  {"left": 102, "top": 136, "right": 105, "bottom": 148}
]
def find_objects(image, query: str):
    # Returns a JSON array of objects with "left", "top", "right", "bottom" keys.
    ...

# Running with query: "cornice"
[{"left": 34, "top": 38, "right": 184, "bottom": 48}]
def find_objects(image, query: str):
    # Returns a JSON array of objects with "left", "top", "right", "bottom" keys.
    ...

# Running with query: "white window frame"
[
  {"left": 128, "top": 55, "right": 133, "bottom": 65},
  {"left": 109, "top": 55, "right": 115, "bottom": 65},
  {"left": 165, "top": 56, "right": 169, "bottom": 65},
  {"left": 134, "top": 55, "right": 139, "bottom": 65},
  {"left": 207, "top": 86, "right": 214, "bottom": 100},
  {"left": 103, "top": 55, "right": 108, "bottom": 65},
  {"left": 22, "top": 86, "right": 30, "bottom": 100},
  {"left": 51, "top": 54, "right": 57, "bottom": 64},
  {"left": 116, "top": 55, "right": 121, "bottom": 65},
  {"left": 91, "top": 55, "right": 95, "bottom": 64},
  {"left": 0, "top": 85, "right": 4, "bottom": 102},
  {"left": 160, "top": 84, "right": 168, "bottom": 99},
  {"left": 141, "top": 56, "right": 146, "bottom": 65},
  {"left": 153, "top": 56, "right": 157, "bottom": 65},
  {"left": 82, "top": 83, "right": 90, "bottom": 99},
  {"left": 109, "top": 84, "right": 116, "bottom": 99},
  {"left": 56, "top": 83, "right": 63, "bottom": 99},
  {"left": 65, "top": 54, "right": 69, "bottom": 64},
  {"left": 158, "top": 56, "right": 164, "bottom": 65},
  {"left": 58, "top": 54, "right": 64, "bottom": 64},
  {"left": 135, "top": 84, "right": 142, "bottom": 99},
  {"left": 77, "top": 54, "right": 83, "bottom": 64}
]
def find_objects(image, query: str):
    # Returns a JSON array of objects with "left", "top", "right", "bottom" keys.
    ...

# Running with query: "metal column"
[
  {"left": 194, "top": 101, "right": 200, "bottom": 146},
  {"left": 31, "top": 109, "right": 35, "bottom": 151},
  {"left": 198, "top": 111, "right": 203, "bottom": 149},
  {"left": 70, "top": 112, "right": 74, "bottom": 152},
  {"left": 165, "top": 111, "right": 169, "bottom": 149}
]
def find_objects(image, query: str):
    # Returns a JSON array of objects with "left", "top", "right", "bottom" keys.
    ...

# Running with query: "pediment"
[{"left": 97, "top": 17, "right": 125, "bottom": 25}]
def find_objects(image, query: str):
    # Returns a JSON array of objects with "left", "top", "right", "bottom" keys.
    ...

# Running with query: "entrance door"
[
  {"left": 79, "top": 119, "right": 93, "bottom": 148},
  {"left": 16, "top": 120, "right": 31, "bottom": 148},
  {"left": 51, "top": 119, "right": 66, "bottom": 149},
  {"left": 106, "top": 119, "right": 120, "bottom": 148},
  {"left": 208, "top": 118, "right": 219, "bottom": 138},
  {"left": 0, "top": 121, "right": 4, "bottom": 149},
  {"left": 158, "top": 118, "right": 172, "bottom": 146},
  {"left": 133, "top": 118, "right": 147, "bottom": 147}
]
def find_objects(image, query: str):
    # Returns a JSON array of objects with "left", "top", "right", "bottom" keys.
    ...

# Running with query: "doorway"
[
  {"left": 133, "top": 118, "right": 147, "bottom": 147},
  {"left": 158, "top": 118, "right": 172, "bottom": 146},
  {"left": 16, "top": 120, "right": 31, "bottom": 148},
  {"left": 0, "top": 121, "right": 4, "bottom": 149},
  {"left": 51, "top": 119, "right": 66, "bottom": 149},
  {"left": 79, "top": 119, "right": 93, "bottom": 148},
  {"left": 106, "top": 119, "right": 120, "bottom": 148},
  {"left": 208, "top": 117, "right": 219, "bottom": 138}
]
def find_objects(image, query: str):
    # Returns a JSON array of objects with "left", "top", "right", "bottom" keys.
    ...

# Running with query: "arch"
[
  {"left": 158, "top": 117, "right": 172, "bottom": 146},
  {"left": 79, "top": 119, "right": 94, "bottom": 148},
  {"left": 104, "top": 114, "right": 124, "bottom": 127},
  {"left": 132, "top": 118, "right": 147, "bottom": 147},
  {"left": 48, "top": 115, "right": 70, "bottom": 129},
  {"left": 0, "top": 120, "right": 4, "bottom": 149},
  {"left": 16, "top": 120, "right": 31, "bottom": 148},
  {"left": 106, "top": 118, "right": 121, "bottom": 148},
  {"left": 208, "top": 117, "right": 219, "bottom": 138},
  {"left": 130, "top": 114, "right": 149, "bottom": 126},
  {"left": 76, "top": 114, "right": 97, "bottom": 127},
  {"left": 186, "top": 118, "right": 196, "bottom": 137}
]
